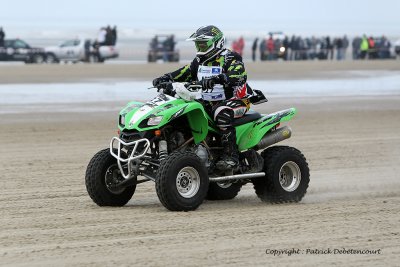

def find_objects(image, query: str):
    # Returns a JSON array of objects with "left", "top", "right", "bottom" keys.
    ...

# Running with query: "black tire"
[
  {"left": 31, "top": 53, "right": 45, "bottom": 64},
  {"left": 85, "top": 148, "right": 135, "bottom": 206},
  {"left": 89, "top": 54, "right": 100, "bottom": 63},
  {"left": 206, "top": 182, "right": 242, "bottom": 200},
  {"left": 155, "top": 151, "right": 209, "bottom": 211},
  {"left": 253, "top": 146, "right": 309, "bottom": 203},
  {"left": 45, "top": 53, "right": 58, "bottom": 63},
  {"left": 147, "top": 54, "right": 155, "bottom": 62}
]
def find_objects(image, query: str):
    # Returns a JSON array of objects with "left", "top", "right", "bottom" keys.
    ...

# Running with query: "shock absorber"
[{"left": 159, "top": 140, "right": 168, "bottom": 161}]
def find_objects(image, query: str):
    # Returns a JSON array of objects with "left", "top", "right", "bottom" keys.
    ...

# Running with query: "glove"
[
  {"left": 163, "top": 83, "right": 175, "bottom": 96},
  {"left": 201, "top": 74, "right": 226, "bottom": 91},
  {"left": 201, "top": 77, "right": 216, "bottom": 90},
  {"left": 152, "top": 74, "right": 171, "bottom": 87}
]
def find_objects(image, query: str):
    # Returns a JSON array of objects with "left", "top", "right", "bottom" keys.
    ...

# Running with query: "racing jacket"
[{"left": 166, "top": 49, "right": 250, "bottom": 101}]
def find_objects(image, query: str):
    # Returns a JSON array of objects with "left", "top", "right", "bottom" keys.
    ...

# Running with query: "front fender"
[
  {"left": 122, "top": 99, "right": 208, "bottom": 144},
  {"left": 167, "top": 101, "right": 208, "bottom": 144}
]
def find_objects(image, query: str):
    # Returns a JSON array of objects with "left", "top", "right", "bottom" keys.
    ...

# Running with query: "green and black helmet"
[{"left": 186, "top": 25, "right": 225, "bottom": 58}]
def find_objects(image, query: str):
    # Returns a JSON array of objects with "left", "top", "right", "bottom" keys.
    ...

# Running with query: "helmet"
[{"left": 186, "top": 25, "right": 225, "bottom": 58}]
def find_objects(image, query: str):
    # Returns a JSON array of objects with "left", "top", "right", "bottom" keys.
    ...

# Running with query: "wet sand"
[
  {"left": 0, "top": 60, "right": 400, "bottom": 84},
  {"left": 0, "top": 62, "right": 400, "bottom": 266}
]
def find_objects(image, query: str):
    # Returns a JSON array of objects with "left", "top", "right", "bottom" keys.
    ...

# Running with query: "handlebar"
[{"left": 149, "top": 81, "right": 205, "bottom": 93}]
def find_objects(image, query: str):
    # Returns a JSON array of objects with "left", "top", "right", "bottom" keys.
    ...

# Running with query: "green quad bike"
[{"left": 85, "top": 82, "right": 310, "bottom": 211}]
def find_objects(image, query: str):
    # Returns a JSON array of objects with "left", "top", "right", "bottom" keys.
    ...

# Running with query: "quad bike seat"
[{"left": 233, "top": 110, "right": 262, "bottom": 126}]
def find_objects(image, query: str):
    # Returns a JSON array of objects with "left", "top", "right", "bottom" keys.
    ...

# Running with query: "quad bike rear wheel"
[
  {"left": 253, "top": 146, "right": 309, "bottom": 203},
  {"left": 156, "top": 151, "right": 209, "bottom": 211},
  {"left": 85, "top": 148, "right": 136, "bottom": 206}
]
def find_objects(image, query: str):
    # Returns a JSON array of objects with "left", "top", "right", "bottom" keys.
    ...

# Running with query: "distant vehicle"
[
  {"left": 148, "top": 34, "right": 179, "bottom": 63},
  {"left": 0, "top": 39, "right": 47, "bottom": 63},
  {"left": 260, "top": 31, "right": 286, "bottom": 60},
  {"left": 44, "top": 39, "right": 119, "bottom": 63}
]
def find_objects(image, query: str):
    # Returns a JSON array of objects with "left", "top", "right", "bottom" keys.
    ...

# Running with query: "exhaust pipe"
[{"left": 254, "top": 126, "right": 292, "bottom": 151}]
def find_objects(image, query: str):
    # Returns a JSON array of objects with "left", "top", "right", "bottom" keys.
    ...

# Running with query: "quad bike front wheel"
[
  {"left": 156, "top": 151, "right": 209, "bottom": 211},
  {"left": 206, "top": 182, "right": 242, "bottom": 200},
  {"left": 253, "top": 146, "right": 309, "bottom": 203},
  {"left": 85, "top": 148, "right": 136, "bottom": 206}
]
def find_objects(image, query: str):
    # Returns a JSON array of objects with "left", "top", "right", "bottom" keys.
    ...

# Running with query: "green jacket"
[{"left": 360, "top": 38, "right": 369, "bottom": 51}]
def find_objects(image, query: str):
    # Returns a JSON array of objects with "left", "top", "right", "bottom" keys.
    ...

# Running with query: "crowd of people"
[
  {"left": 352, "top": 35, "right": 392, "bottom": 59},
  {"left": 1, "top": 24, "right": 398, "bottom": 63},
  {"left": 94, "top": 25, "right": 117, "bottom": 47},
  {"left": 250, "top": 34, "right": 395, "bottom": 61},
  {"left": 90, "top": 25, "right": 118, "bottom": 61}
]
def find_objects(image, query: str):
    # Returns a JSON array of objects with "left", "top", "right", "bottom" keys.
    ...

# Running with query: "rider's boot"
[{"left": 216, "top": 127, "right": 239, "bottom": 170}]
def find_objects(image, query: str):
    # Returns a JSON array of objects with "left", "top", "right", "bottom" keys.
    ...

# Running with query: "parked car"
[
  {"left": 148, "top": 35, "right": 179, "bottom": 63},
  {"left": 44, "top": 38, "right": 119, "bottom": 63},
  {"left": 0, "top": 39, "right": 47, "bottom": 63}
]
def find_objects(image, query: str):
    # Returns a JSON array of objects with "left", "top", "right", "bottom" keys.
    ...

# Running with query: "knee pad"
[{"left": 214, "top": 108, "right": 234, "bottom": 128}]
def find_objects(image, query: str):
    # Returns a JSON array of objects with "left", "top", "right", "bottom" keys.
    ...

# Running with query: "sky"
[{"left": 1, "top": 0, "right": 400, "bottom": 38}]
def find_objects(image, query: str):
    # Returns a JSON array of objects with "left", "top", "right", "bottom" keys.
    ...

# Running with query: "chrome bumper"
[{"left": 109, "top": 137, "right": 150, "bottom": 179}]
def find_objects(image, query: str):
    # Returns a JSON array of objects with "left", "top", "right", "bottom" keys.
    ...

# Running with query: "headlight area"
[
  {"left": 119, "top": 114, "right": 125, "bottom": 126},
  {"left": 147, "top": 116, "right": 163, "bottom": 126}
]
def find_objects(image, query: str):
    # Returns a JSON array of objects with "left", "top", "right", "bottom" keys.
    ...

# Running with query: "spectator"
[
  {"left": 309, "top": 36, "right": 317, "bottom": 59},
  {"left": 170, "top": 35, "right": 176, "bottom": 52},
  {"left": 368, "top": 36, "right": 377, "bottom": 59},
  {"left": 251, "top": 38, "right": 258, "bottom": 61},
  {"left": 297, "top": 37, "right": 306, "bottom": 60},
  {"left": 342, "top": 35, "right": 349, "bottom": 60},
  {"left": 326, "top": 36, "right": 334, "bottom": 60},
  {"left": 267, "top": 35, "right": 275, "bottom": 60},
  {"left": 0, "top": 27, "right": 5, "bottom": 47},
  {"left": 162, "top": 37, "right": 170, "bottom": 62},
  {"left": 360, "top": 35, "right": 369, "bottom": 59},
  {"left": 259, "top": 38, "right": 266, "bottom": 60},
  {"left": 336, "top": 37, "right": 343, "bottom": 60},
  {"left": 289, "top": 35, "right": 296, "bottom": 60},
  {"left": 237, "top": 36, "right": 245, "bottom": 56},
  {"left": 105, "top": 26, "right": 113, "bottom": 46},
  {"left": 84, "top": 40, "right": 91, "bottom": 62},
  {"left": 380, "top": 36, "right": 391, "bottom": 59},
  {"left": 111, "top": 26, "right": 117, "bottom": 45},
  {"left": 282, "top": 36, "right": 289, "bottom": 60},
  {"left": 231, "top": 40, "right": 239, "bottom": 54},
  {"left": 97, "top": 27, "right": 107, "bottom": 45},
  {"left": 150, "top": 36, "right": 158, "bottom": 50},
  {"left": 162, "top": 35, "right": 176, "bottom": 62},
  {"left": 352, "top": 36, "right": 361, "bottom": 59}
]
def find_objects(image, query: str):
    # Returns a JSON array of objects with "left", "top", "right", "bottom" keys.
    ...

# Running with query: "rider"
[{"left": 152, "top": 25, "right": 251, "bottom": 170}]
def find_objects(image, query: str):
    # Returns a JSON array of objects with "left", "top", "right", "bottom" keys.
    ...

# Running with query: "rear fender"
[{"left": 237, "top": 108, "right": 297, "bottom": 150}]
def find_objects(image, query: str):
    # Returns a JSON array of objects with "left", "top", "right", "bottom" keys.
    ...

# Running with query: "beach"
[
  {"left": 0, "top": 61, "right": 400, "bottom": 266},
  {"left": 1, "top": 60, "right": 400, "bottom": 83}
]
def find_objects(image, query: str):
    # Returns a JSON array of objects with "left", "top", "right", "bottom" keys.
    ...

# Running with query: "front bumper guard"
[{"left": 109, "top": 137, "right": 150, "bottom": 179}]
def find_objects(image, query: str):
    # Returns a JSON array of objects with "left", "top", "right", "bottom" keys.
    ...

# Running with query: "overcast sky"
[{"left": 2, "top": 0, "right": 399, "bottom": 37}]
